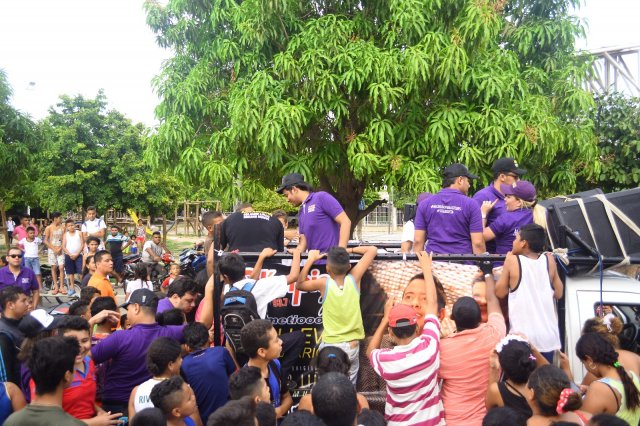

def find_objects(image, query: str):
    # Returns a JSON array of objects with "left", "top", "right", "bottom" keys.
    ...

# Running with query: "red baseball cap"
[{"left": 388, "top": 304, "right": 418, "bottom": 327}]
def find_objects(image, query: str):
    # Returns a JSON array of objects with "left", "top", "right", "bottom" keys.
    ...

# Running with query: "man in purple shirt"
[
  {"left": 277, "top": 173, "right": 351, "bottom": 253},
  {"left": 91, "top": 288, "right": 185, "bottom": 416},
  {"left": 0, "top": 247, "right": 40, "bottom": 307},
  {"left": 472, "top": 158, "right": 526, "bottom": 252},
  {"left": 156, "top": 277, "right": 197, "bottom": 316},
  {"left": 413, "top": 164, "right": 486, "bottom": 255}
]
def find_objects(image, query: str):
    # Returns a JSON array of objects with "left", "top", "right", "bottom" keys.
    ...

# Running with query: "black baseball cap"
[
  {"left": 491, "top": 157, "right": 526, "bottom": 176},
  {"left": 119, "top": 288, "right": 158, "bottom": 309},
  {"left": 443, "top": 163, "right": 478, "bottom": 180},
  {"left": 276, "top": 173, "right": 307, "bottom": 194}
]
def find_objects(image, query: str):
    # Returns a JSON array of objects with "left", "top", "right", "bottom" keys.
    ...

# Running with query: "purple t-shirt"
[
  {"left": 472, "top": 185, "right": 505, "bottom": 253},
  {"left": 90, "top": 323, "right": 185, "bottom": 403},
  {"left": 298, "top": 191, "right": 344, "bottom": 253},
  {"left": 489, "top": 209, "right": 533, "bottom": 255},
  {"left": 0, "top": 266, "right": 39, "bottom": 295},
  {"left": 414, "top": 188, "right": 483, "bottom": 255},
  {"left": 156, "top": 297, "right": 174, "bottom": 314}
]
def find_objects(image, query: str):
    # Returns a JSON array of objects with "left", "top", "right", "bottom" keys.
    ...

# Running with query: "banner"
[{"left": 246, "top": 259, "right": 485, "bottom": 393}]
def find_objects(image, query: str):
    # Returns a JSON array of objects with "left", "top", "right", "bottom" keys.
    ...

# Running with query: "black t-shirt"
[{"left": 220, "top": 211, "right": 284, "bottom": 252}]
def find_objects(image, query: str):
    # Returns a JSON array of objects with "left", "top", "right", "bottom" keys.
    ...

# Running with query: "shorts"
[
  {"left": 318, "top": 340, "right": 360, "bottom": 385},
  {"left": 64, "top": 255, "right": 83, "bottom": 275},
  {"left": 24, "top": 257, "right": 41, "bottom": 275},
  {"left": 48, "top": 250, "right": 65, "bottom": 266},
  {"left": 112, "top": 255, "right": 124, "bottom": 273},
  {"left": 136, "top": 236, "right": 145, "bottom": 243}
]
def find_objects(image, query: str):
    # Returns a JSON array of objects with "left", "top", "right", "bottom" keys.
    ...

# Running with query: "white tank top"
[
  {"left": 134, "top": 378, "right": 164, "bottom": 413},
  {"left": 508, "top": 254, "right": 561, "bottom": 352},
  {"left": 64, "top": 231, "right": 82, "bottom": 253}
]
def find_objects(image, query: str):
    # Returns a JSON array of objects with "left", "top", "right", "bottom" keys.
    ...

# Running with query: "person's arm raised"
[
  {"left": 480, "top": 261, "right": 501, "bottom": 315},
  {"left": 349, "top": 245, "right": 378, "bottom": 284},
  {"left": 286, "top": 248, "right": 301, "bottom": 284},
  {"left": 417, "top": 251, "right": 438, "bottom": 316},
  {"left": 250, "top": 248, "right": 277, "bottom": 281},
  {"left": 296, "top": 250, "right": 325, "bottom": 293},
  {"left": 366, "top": 298, "right": 393, "bottom": 358}
]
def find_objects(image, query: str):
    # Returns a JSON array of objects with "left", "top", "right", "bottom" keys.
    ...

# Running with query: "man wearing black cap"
[
  {"left": 413, "top": 164, "right": 485, "bottom": 255},
  {"left": 91, "top": 288, "right": 185, "bottom": 416},
  {"left": 276, "top": 173, "right": 351, "bottom": 253},
  {"left": 472, "top": 158, "right": 526, "bottom": 252}
]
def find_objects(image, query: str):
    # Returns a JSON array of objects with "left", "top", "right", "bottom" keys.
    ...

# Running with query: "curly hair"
[
  {"left": 576, "top": 332, "right": 640, "bottom": 410},
  {"left": 498, "top": 340, "right": 537, "bottom": 384},
  {"left": 581, "top": 316, "right": 623, "bottom": 348}
]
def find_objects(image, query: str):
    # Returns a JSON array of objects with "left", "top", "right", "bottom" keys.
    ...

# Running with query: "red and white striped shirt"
[{"left": 369, "top": 315, "right": 444, "bottom": 426}]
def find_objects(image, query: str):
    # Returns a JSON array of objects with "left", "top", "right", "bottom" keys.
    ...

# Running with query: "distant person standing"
[
  {"left": 81, "top": 206, "right": 106, "bottom": 248},
  {"left": 472, "top": 158, "right": 526, "bottom": 252},
  {"left": 277, "top": 173, "right": 351, "bottom": 253},
  {"left": 134, "top": 220, "right": 147, "bottom": 253},
  {"left": 6, "top": 217, "right": 15, "bottom": 243},
  {"left": 12, "top": 214, "right": 38, "bottom": 243},
  {"left": 105, "top": 225, "right": 131, "bottom": 284},
  {"left": 44, "top": 213, "right": 66, "bottom": 294},
  {"left": 18, "top": 227, "right": 43, "bottom": 290},
  {"left": 62, "top": 219, "right": 85, "bottom": 295},
  {"left": 413, "top": 164, "right": 485, "bottom": 255},
  {"left": 220, "top": 203, "right": 284, "bottom": 252}
]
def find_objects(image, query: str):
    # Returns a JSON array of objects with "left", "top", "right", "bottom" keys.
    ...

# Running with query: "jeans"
[
  {"left": 319, "top": 340, "right": 360, "bottom": 385},
  {"left": 24, "top": 257, "right": 41, "bottom": 275}
]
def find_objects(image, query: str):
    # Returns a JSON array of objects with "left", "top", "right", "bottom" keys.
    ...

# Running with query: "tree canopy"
[
  {"left": 151, "top": 0, "right": 596, "bottom": 222},
  {"left": 33, "top": 91, "right": 182, "bottom": 215}
]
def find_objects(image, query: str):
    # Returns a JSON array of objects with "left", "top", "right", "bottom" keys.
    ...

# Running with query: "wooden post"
[
  {"left": 174, "top": 207, "right": 179, "bottom": 235},
  {"left": 195, "top": 202, "right": 201, "bottom": 237},
  {"left": 162, "top": 215, "right": 167, "bottom": 242}
]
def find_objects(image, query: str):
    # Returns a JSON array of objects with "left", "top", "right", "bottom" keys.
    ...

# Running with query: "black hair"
[
  {"left": 149, "top": 375, "right": 185, "bottom": 415},
  {"left": 183, "top": 322, "right": 209, "bottom": 350},
  {"left": 94, "top": 250, "right": 111, "bottom": 264},
  {"left": 86, "top": 206, "right": 96, "bottom": 212},
  {"left": 110, "top": 225, "right": 120, "bottom": 231},
  {"left": 326, "top": 246, "right": 351, "bottom": 275},
  {"left": 587, "top": 413, "right": 630, "bottom": 426},
  {"left": 576, "top": 332, "right": 640, "bottom": 410},
  {"left": 90, "top": 296, "right": 118, "bottom": 319},
  {"left": 133, "top": 262, "right": 148, "bottom": 281},
  {"left": 26, "top": 226, "right": 36, "bottom": 233},
  {"left": 202, "top": 211, "right": 223, "bottom": 228},
  {"left": 390, "top": 323, "right": 418, "bottom": 339},
  {"left": 120, "top": 313, "right": 128, "bottom": 327},
  {"left": 312, "top": 372, "right": 357, "bottom": 426},
  {"left": 157, "top": 308, "right": 186, "bottom": 326},
  {"left": 80, "top": 286, "right": 100, "bottom": 303},
  {"left": 357, "top": 409, "right": 386, "bottom": 426},
  {"left": 0, "top": 255, "right": 6, "bottom": 265},
  {"left": 218, "top": 253, "right": 247, "bottom": 283},
  {"left": 65, "top": 218, "right": 75, "bottom": 225},
  {"left": 272, "top": 210, "right": 287, "bottom": 221},
  {"left": 86, "top": 236, "right": 101, "bottom": 246},
  {"left": 82, "top": 255, "right": 95, "bottom": 277},
  {"left": 0, "top": 286, "right": 26, "bottom": 310},
  {"left": 56, "top": 315, "right": 90, "bottom": 334},
  {"left": 229, "top": 366, "right": 265, "bottom": 400},
  {"left": 451, "top": 296, "right": 481, "bottom": 332},
  {"left": 20, "top": 214, "right": 30, "bottom": 219},
  {"left": 482, "top": 407, "right": 526, "bottom": 426},
  {"left": 518, "top": 223, "right": 546, "bottom": 253},
  {"left": 68, "top": 300, "right": 89, "bottom": 317},
  {"left": 146, "top": 337, "right": 182, "bottom": 376},
  {"left": 527, "top": 365, "right": 582, "bottom": 417},
  {"left": 256, "top": 401, "right": 276, "bottom": 426},
  {"left": 130, "top": 407, "right": 167, "bottom": 426},
  {"left": 29, "top": 336, "right": 79, "bottom": 395},
  {"left": 280, "top": 409, "right": 326, "bottom": 426},
  {"left": 406, "top": 272, "right": 447, "bottom": 311},
  {"left": 52, "top": 212, "right": 62, "bottom": 219},
  {"left": 316, "top": 346, "right": 350, "bottom": 377},
  {"left": 498, "top": 340, "right": 537, "bottom": 384},
  {"left": 167, "top": 277, "right": 196, "bottom": 298},
  {"left": 235, "top": 202, "right": 253, "bottom": 212},
  {"left": 442, "top": 176, "right": 457, "bottom": 188},
  {"left": 206, "top": 395, "right": 257, "bottom": 426},
  {"left": 152, "top": 231, "right": 161, "bottom": 237},
  {"left": 240, "top": 319, "right": 274, "bottom": 358}
]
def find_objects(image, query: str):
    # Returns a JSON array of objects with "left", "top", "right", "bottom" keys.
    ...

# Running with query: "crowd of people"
[{"left": 0, "top": 158, "right": 637, "bottom": 426}]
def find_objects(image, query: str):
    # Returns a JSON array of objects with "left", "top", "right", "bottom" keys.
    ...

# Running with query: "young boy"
[
  {"left": 149, "top": 376, "right": 200, "bottom": 426},
  {"left": 62, "top": 219, "right": 85, "bottom": 294},
  {"left": 367, "top": 251, "right": 445, "bottom": 425},
  {"left": 44, "top": 213, "right": 66, "bottom": 294},
  {"left": 228, "top": 366, "right": 271, "bottom": 404},
  {"left": 495, "top": 223, "right": 563, "bottom": 363},
  {"left": 297, "top": 245, "right": 377, "bottom": 384},
  {"left": 181, "top": 322, "right": 236, "bottom": 421},
  {"left": 240, "top": 319, "right": 292, "bottom": 418},
  {"left": 82, "top": 236, "right": 100, "bottom": 273},
  {"left": 161, "top": 263, "right": 181, "bottom": 293},
  {"left": 18, "top": 226, "right": 43, "bottom": 290}
]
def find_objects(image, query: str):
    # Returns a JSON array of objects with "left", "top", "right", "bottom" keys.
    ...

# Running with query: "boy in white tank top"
[{"left": 495, "top": 223, "right": 563, "bottom": 363}]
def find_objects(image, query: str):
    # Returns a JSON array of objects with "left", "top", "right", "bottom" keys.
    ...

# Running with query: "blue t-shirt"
[
  {"left": 414, "top": 188, "right": 483, "bottom": 255},
  {"left": 267, "top": 359, "right": 282, "bottom": 409},
  {"left": 181, "top": 347, "right": 236, "bottom": 421},
  {"left": 489, "top": 209, "right": 534, "bottom": 255},
  {"left": 472, "top": 185, "right": 505, "bottom": 253}
]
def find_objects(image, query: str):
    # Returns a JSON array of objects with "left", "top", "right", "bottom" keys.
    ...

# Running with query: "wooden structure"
[{"left": 174, "top": 200, "right": 221, "bottom": 236}]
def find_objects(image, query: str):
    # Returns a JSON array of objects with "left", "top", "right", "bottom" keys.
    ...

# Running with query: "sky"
[{"left": 0, "top": 0, "right": 638, "bottom": 127}]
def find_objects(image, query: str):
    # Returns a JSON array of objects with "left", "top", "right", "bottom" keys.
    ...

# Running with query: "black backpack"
[{"left": 221, "top": 280, "right": 260, "bottom": 357}]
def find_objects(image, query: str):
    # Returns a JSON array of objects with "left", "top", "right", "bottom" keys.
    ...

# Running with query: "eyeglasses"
[{"left": 8, "top": 254, "right": 22, "bottom": 259}]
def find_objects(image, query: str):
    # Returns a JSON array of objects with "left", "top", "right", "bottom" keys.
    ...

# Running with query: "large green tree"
[
  {"left": 144, "top": 0, "right": 597, "bottom": 226},
  {"left": 35, "top": 91, "right": 182, "bottom": 215},
  {"left": 0, "top": 69, "right": 38, "bottom": 204}
]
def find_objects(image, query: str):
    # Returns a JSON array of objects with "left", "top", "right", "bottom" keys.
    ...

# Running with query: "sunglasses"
[{"left": 8, "top": 254, "right": 23, "bottom": 259}]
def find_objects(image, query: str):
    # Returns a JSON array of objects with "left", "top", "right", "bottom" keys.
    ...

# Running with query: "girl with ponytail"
[
  {"left": 576, "top": 332, "right": 640, "bottom": 425},
  {"left": 526, "top": 365, "right": 591, "bottom": 425}
]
